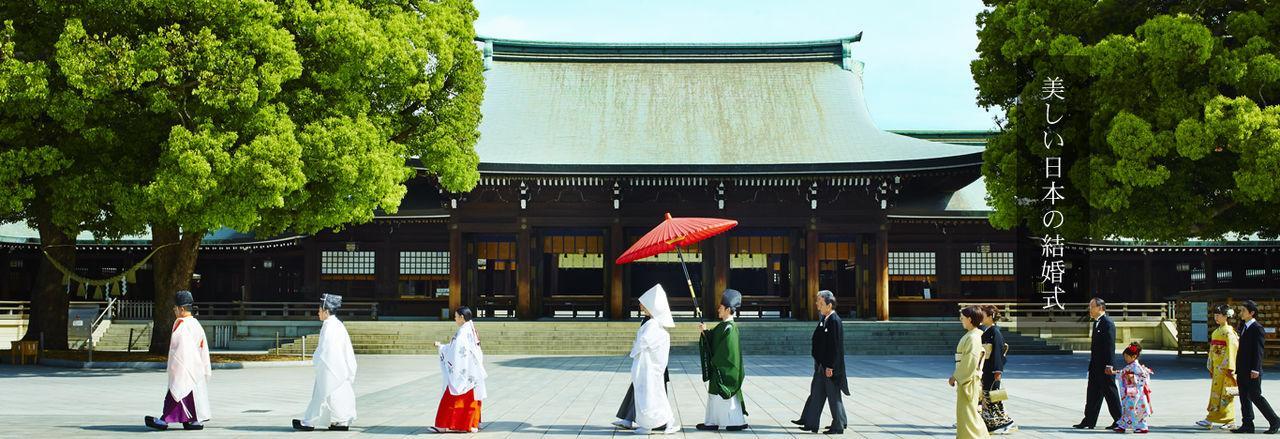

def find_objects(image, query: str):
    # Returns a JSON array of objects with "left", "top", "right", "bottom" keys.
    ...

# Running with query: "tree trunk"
[
  {"left": 148, "top": 224, "right": 202, "bottom": 354},
  {"left": 22, "top": 218, "right": 74, "bottom": 350}
]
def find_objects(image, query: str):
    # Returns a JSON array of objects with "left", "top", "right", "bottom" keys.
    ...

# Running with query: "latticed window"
[
  {"left": 321, "top": 251, "right": 375, "bottom": 275},
  {"left": 960, "top": 252, "right": 1014, "bottom": 276},
  {"left": 400, "top": 251, "right": 449, "bottom": 275},
  {"left": 889, "top": 252, "right": 936, "bottom": 276}
]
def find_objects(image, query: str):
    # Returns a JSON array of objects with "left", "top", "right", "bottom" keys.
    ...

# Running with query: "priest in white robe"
[
  {"left": 432, "top": 306, "right": 487, "bottom": 433},
  {"left": 628, "top": 284, "right": 680, "bottom": 435},
  {"left": 145, "top": 290, "right": 212, "bottom": 431},
  {"left": 293, "top": 293, "right": 358, "bottom": 431}
]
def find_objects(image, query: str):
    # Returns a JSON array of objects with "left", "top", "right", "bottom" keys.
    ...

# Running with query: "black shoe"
[
  {"left": 1106, "top": 422, "right": 1119, "bottom": 430},
  {"left": 695, "top": 424, "right": 718, "bottom": 431},
  {"left": 328, "top": 424, "right": 349, "bottom": 431},
  {"left": 823, "top": 428, "right": 844, "bottom": 435},
  {"left": 292, "top": 419, "right": 315, "bottom": 431},
  {"left": 1073, "top": 423, "right": 1095, "bottom": 429},
  {"left": 726, "top": 424, "right": 749, "bottom": 432},
  {"left": 790, "top": 419, "right": 804, "bottom": 426},
  {"left": 144, "top": 416, "right": 168, "bottom": 431},
  {"left": 182, "top": 422, "right": 203, "bottom": 431},
  {"left": 1234, "top": 425, "right": 1257, "bottom": 434},
  {"left": 1266, "top": 425, "right": 1279, "bottom": 434}
]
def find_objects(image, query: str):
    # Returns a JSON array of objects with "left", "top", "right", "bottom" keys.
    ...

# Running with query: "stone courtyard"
[{"left": 0, "top": 351, "right": 1234, "bottom": 437}]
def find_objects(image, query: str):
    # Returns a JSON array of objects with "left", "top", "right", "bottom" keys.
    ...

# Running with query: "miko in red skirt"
[{"left": 432, "top": 307, "right": 487, "bottom": 433}]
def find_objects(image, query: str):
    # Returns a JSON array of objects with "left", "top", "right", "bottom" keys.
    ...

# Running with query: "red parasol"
[{"left": 615, "top": 213, "right": 738, "bottom": 320}]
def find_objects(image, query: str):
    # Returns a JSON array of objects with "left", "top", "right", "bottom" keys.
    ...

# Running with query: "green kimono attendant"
[{"left": 697, "top": 289, "right": 749, "bottom": 431}]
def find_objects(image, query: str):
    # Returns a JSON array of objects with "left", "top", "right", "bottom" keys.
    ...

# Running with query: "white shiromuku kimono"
[
  {"left": 631, "top": 285, "right": 676, "bottom": 432},
  {"left": 440, "top": 320, "right": 487, "bottom": 401},
  {"left": 303, "top": 315, "right": 358, "bottom": 426},
  {"left": 168, "top": 316, "right": 212, "bottom": 422}
]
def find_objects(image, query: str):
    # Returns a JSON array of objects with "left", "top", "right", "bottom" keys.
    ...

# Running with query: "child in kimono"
[{"left": 1114, "top": 342, "right": 1153, "bottom": 434}]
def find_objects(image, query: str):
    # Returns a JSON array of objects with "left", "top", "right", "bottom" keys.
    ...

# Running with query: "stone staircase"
[
  {"left": 270, "top": 321, "right": 1073, "bottom": 356},
  {"left": 90, "top": 321, "right": 153, "bottom": 351}
]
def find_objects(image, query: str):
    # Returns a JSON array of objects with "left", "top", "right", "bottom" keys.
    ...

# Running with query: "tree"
[
  {"left": 4, "top": 0, "right": 483, "bottom": 353},
  {"left": 1, "top": 10, "right": 151, "bottom": 349},
  {"left": 973, "top": 1, "right": 1280, "bottom": 242}
]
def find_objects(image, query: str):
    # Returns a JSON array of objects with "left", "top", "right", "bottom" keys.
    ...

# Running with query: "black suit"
[
  {"left": 1081, "top": 314, "right": 1121, "bottom": 427},
  {"left": 799, "top": 312, "right": 848, "bottom": 432},
  {"left": 1237, "top": 320, "right": 1280, "bottom": 428}
]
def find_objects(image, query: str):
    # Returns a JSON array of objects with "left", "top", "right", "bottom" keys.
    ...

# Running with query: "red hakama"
[{"left": 435, "top": 389, "right": 482, "bottom": 431}]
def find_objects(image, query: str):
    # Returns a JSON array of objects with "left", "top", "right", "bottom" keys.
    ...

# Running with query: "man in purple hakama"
[{"left": 145, "top": 290, "right": 212, "bottom": 431}]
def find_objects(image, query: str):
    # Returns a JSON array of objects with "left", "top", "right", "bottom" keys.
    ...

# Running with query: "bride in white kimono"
[
  {"left": 630, "top": 285, "right": 680, "bottom": 435},
  {"left": 293, "top": 293, "right": 358, "bottom": 431}
]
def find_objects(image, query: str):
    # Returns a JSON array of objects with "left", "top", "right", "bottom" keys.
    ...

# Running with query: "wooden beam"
[
  {"left": 448, "top": 224, "right": 463, "bottom": 318},
  {"left": 806, "top": 227, "right": 819, "bottom": 321},
  {"left": 1142, "top": 252, "right": 1153, "bottom": 302},
  {"left": 610, "top": 221, "right": 625, "bottom": 319},
  {"left": 517, "top": 222, "right": 532, "bottom": 319},
  {"left": 714, "top": 234, "right": 729, "bottom": 317},
  {"left": 876, "top": 225, "right": 890, "bottom": 321}
]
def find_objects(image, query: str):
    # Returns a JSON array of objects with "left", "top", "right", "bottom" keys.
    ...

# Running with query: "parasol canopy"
[{"left": 615, "top": 213, "right": 738, "bottom": 265}]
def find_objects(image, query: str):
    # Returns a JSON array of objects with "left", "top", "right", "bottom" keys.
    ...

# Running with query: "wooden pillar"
[
  {"left": 517, "top": 222, "right": 532, "bottom": 319},
  {"left": 241, "top": 256, "right": 253, "bottom": 302},
  {"left": 713, "top": 235, "right": 729, "bottom": 315},
  {"left": 302, "top": 240, "right": 320, "bottom": 297},
  {"left": 1142, "top": 252, "right": 1153, "bottom": 302},
  {"left": 1204, "top": 251, "right": 1216, "bottom": 289},
  {"left": 1266, "top": 252, "right": 1274, "bottom": 288},
  {"left": 875, "top": 225, "right": 890, "bottom": 321},
  {"left": 609, "top": 221, "right": 625, "bottom": 319},
  {"left": 448, "top": 225, "right": 463, "bottom": 318},
  {"left": 806, "top": 227, "right": 819, "bottom": 321}
]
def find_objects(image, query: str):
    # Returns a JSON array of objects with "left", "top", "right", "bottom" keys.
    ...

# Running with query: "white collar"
[{"left": 1246, "top": 319, "right": 1257, "bottom": 328}]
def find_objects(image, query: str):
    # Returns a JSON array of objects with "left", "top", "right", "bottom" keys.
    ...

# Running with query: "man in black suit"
[
  {"left": 1074, "top": 297, "right": 1121, "bottom": 430},
  {"left": 791, "top": 290, "right": 849, "bottom": 434},
  {"left": 1233, "top": 300, "right": 1280, "bottom": 434}
]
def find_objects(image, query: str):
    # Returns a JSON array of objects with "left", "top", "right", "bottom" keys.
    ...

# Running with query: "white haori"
[
  {"left": 167, "top": 316, "right": 212, "bottom": 421},
  {"left": 630, "top": 285, "right": 675, "bottom": 430},
  {"left": 440, "top": 320, "right": 488, "bottom": 400},
  {"left": 302, "top": 315, "right": 358, "bottom": 426}
]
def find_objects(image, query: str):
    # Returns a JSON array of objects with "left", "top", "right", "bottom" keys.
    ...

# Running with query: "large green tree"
[
  {"left": 973, "top": 1, "right": 1280, "bottom": 242},
  {"left": 2, "top": 0, "right": 483, "bottom": 353}
]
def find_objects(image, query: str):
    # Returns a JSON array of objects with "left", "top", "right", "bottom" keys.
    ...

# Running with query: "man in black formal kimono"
[
  {"left": 1074, "top": 297, "right": 1121, "bottom": 430},
  {"left": 791, "top": 290, "right": 848, "bottom": 434},
  {"left": 1233, "top": 300, "right": 1280, "bottom": 434}
]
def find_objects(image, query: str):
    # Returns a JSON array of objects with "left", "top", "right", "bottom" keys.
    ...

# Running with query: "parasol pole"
[{"left": 673, "top": 244, "right": 703, "bottom": 323}]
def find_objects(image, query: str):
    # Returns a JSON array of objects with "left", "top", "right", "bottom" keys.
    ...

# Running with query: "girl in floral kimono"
[
  {"left": 1114, "top": 342, "right": 1153, "bottom": 433},
  {"left": 1198, "top": 304, "right": 1239, "bottom": 430}
]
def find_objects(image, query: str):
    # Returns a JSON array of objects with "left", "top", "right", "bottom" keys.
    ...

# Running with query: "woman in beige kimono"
[
  {"left": 950, "top": 305, "right": 989, "bottom": 439},
  {"left": 1198, "top": 304, "right": 1239, "bottom": 430}
]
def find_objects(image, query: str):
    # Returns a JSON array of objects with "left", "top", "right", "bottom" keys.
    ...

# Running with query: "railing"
[
  {"left": 474, "top": 295, "right": 516, "bottom": 318},
  {"left": 543, "top": 295, "right": 605, "bottom": 318},
  {"left": 736, "top": 296, "right": 791, "bottom": 319},
  {"left": 195, "top": 302, "right": 379, "bottom": 320},
  {"left": 0, "top": 301, "right": 29, "bottom": 317},
  {"left": 956, "top": 302, "right": 1169, "bottom": 322},
  {"left": 117, "top": 299, "right": 153, "bottom": 320},
  {"left": 84, "top": 297, "right": 118, "bottom": 362}
]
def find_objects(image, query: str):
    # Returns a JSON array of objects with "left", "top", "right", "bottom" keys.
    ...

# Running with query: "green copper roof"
[{"left": 472, "top": 37, "right": 983, "bottom": 171}]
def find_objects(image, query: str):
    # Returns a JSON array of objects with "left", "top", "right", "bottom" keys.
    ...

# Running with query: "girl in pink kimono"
[{"left": 1114, "top": 342, "right": 1153, "bottom": 433}]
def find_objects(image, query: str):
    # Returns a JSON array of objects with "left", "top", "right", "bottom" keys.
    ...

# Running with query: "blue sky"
[{"left": 474, "top": 0, "right": 998, "bottom": 131}]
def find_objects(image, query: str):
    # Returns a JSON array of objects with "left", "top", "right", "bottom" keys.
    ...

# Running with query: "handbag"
[{"left": 989, "top": 388, "right": 1009, "bottom": 402}]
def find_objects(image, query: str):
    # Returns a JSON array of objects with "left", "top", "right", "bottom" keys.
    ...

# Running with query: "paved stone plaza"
[{"left": 0, "top": 352, "right": 1239, "bottom": 437}]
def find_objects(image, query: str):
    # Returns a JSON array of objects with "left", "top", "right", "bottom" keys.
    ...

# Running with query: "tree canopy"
[
  {"left": 0, "top": 0, "right": 484, "bottom": 351},
  {"left": 973, "top": 0, "right": 1280, "bottom": 242}
]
